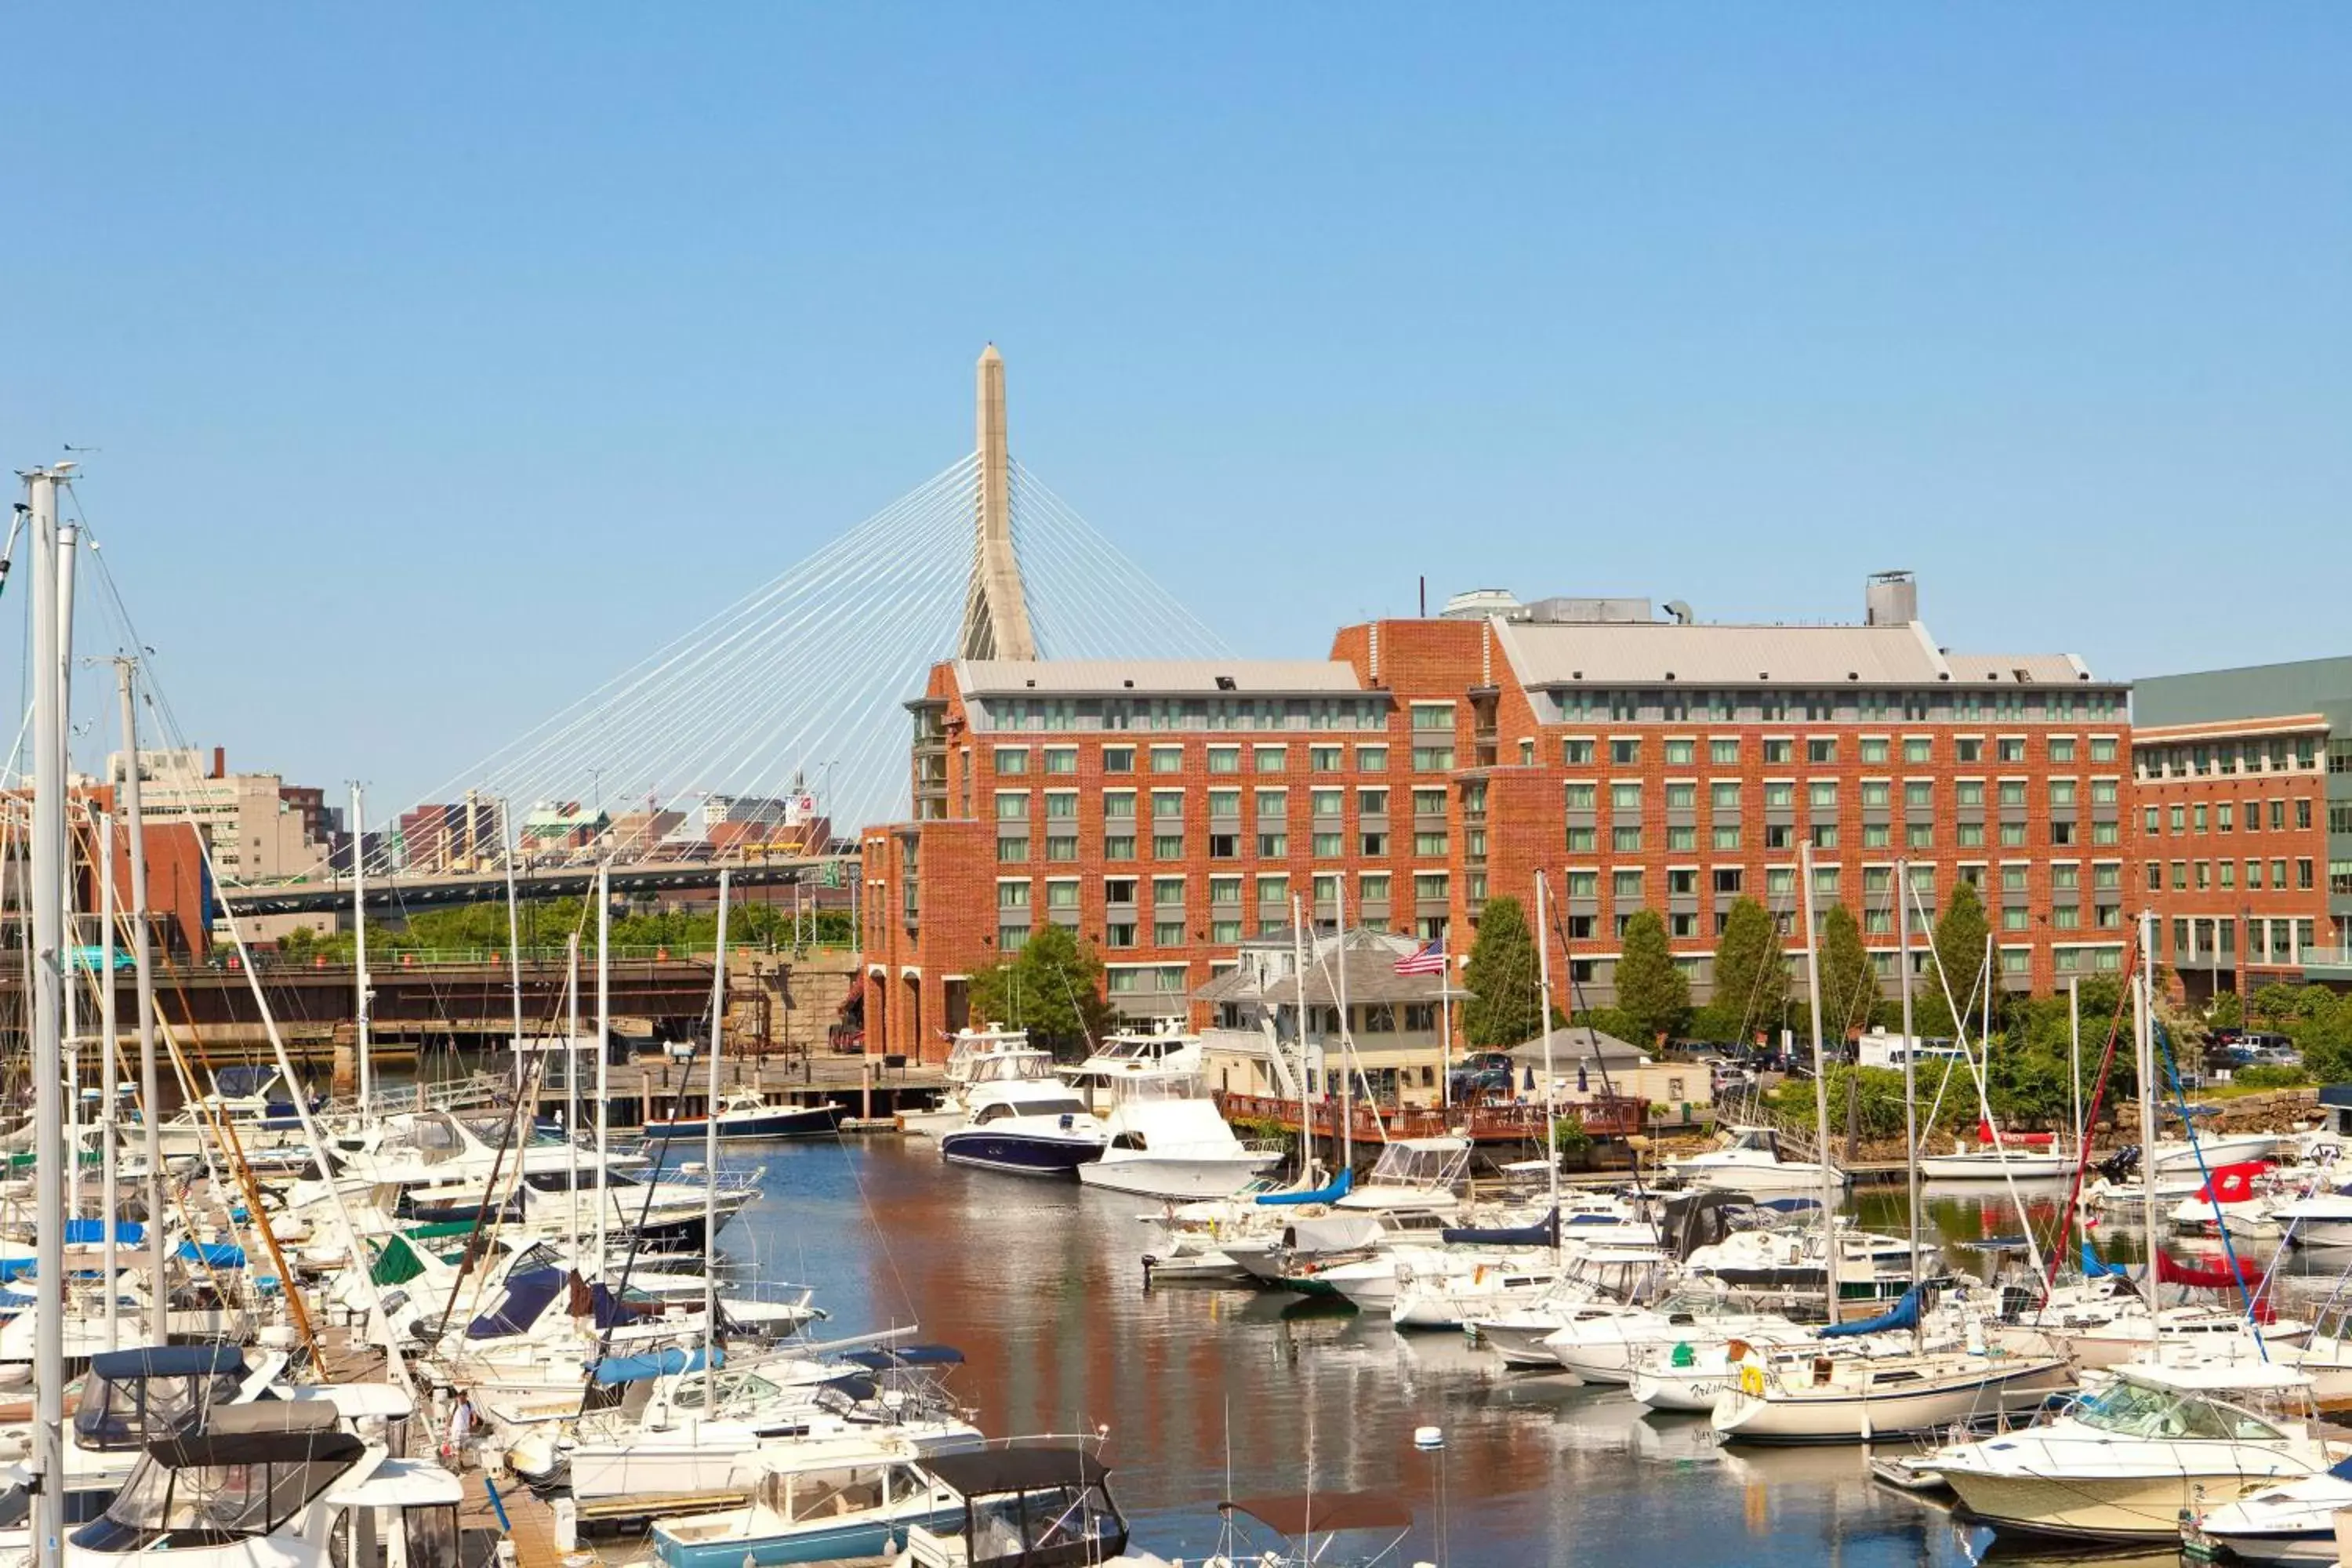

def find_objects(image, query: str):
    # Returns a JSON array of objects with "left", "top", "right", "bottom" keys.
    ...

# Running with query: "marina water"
[{"left": 712, "top": 1141, "right": 2197, "bottom": 1567}]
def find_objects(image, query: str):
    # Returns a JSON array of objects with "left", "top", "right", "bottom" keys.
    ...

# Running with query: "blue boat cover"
[
  {"left": 89, "top": 1344, "right": 242, "bottom": 1380},
  {"left": 2330, "top": 1451, "right": 2352, "bottom": 1481},
  {"left": 586, "top": 1283, "right": 650, "bottom": 1330},
  {"left": 1819, "top": 1286, "right": 1922, "bottom": 1340},
  {"left": 588, "top": 1346, "right": 721, "bottom": 1385},
  {"left": 466, "top": 1267, "right": 567, "bottom": 1340},
  {"left": 1442, "top": 1209, "right": 1558, "bottom": 1247},
  {"left": 1258, "top": 1168, "right": 1353, "bottom": 1207},
  {"left": 0, "top": 1259, "right": 31, "bottom": 1284},
  {"left": 64, "top": 1219, "right": 146, "bottom": 1246},
  {"left": 174, "top": 1241, "right": 246, "bottom": 1269},
  {"left": 2081, "top": 1239, "right": 2131, "bottom": 1279}
]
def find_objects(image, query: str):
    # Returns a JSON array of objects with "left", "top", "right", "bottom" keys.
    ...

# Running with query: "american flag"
[{"left": 1393, "top": 940, "right": 1447, "bottom": 977}]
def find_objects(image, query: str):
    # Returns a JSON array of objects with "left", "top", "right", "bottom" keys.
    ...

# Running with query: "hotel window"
[
  {"left": 1210, "top": 920, "right": 1243, "bottom": 943},
  {"left": 2217, "top": 802, "right": 2234, "bottom": 833},
  {"left": 1808, "top": 781, "right": 1838, "bottom": 811},
  {"left": 2220, "top": 860, "right": 2237, "bottom": 889},
  {"left": 2143, "top": 806, "right": 2161, "bottom": 836},
  {"left": 1254, "top": 745, "right": 1287, "bottom": 775},
  {"left": 997, "top": 880, "right": 1030, "bottom": 909},
  {"left": 1766, "top": 868, "right": 1795, "bottom": 898},
  {"left": 1411, "top": 786, "right": 1447, "bottom": 817},
  {"left": 1610, "top": 738, "right": 1640, "bottom": 766},
  {"left": 1998, "top": 738, "right": 2027, "bottom": 764},
  {"left": 1357, "top": 744, "right": 1388, "bottom": 772},
  {"left": 1710, "top": 781, "right": 1740, "bottom": 811},
  {"left": 1412, "top": 740, "right": 1455, "bottom": 772},
  {"left": 1864, "top": 907, "right": 1893, "bottom": 935},
  {"left": 2090, "top": 737, "right": 2118, "bottom": 763},
  {"left": 2146, "top": 862, "right": 2161, "bottom": 892},
  {"left": 2169, "top": 860, "right": 2186, "bottom": 889},
  {"left": 1906, "top": 822, "right": 1933, "bottom": 850},
  {"left": 1208, "top": 876, "right": 1242, "bottom": 904},
  {"left": 1714, "top": 867, "right": 1744, "bottom": 894},
  {"left": 1565, "top": 826, "right": 1595, "bottom": 852},
  {"left": 1565, "top": 782, "right": 1597, "bottom": 811},
  {"left": 1665, "top": 782, "right": 1697, "bottom": 811},
  {"left": 1667, "top": 868, "right": 1698, "bottom": 896},
  {"left": 1956, "top": 822, "right": 1985, "bottom": 847},
  {"left": 1812, "top": 866, "right": 1840, "bottom": 897},
  {"left": 1259, "top": 830, "right": 1289, "bottom": 858},
  {"left": 1357, "top": 787, "right": 1389, "bottom": 818},
  {"left": 2001, "top": 906, "right": 2030, "bottom": 931},
  {"left": 1863, "top": 822, "right": 1892, "bottom": 848},
  {"left": 1103, "top": 746, "right": 1134, "bottom": 774},
  {"left": 1956, "top": 780, "right": 1984, "bottom": 807},
  {"left": 2049, "top": 737, "right": 2077, "bottom": 764},
  {"left": 1765, "top": 823, "right": 1797, "bottom": 850},
  {"left": 1904, "top": 779, "right": 1933, "bottom": 811},
  {"left": 1310, "top": 787, "right": 1342, "bottom": 817},
  {"left": 1103, "top": 789, "right": 1137, "bottom": 820},
  {"left": 997, "top": 836, "right": 1029, "bottom": 863},
  {"left": 1414, "top": 872, "right": 1449, "bottom": 902},
  {"left": 1103, "top": 877, "right": 1138, "bottom": 906},
  {"left": 2001, "top": 864, "right": 2028, "bottom": 892},
  {"left": 994, "top": 746, "right": 1029, "bottom": 775},
  {"left": 1999, "top": 822, "right": 2027, "bottom": 848},
  {"left": 1997, "top": 780, "right": 2026, "bottom": 808},
  {"left": 994, "top": 791, "right": 1029, "bottom": 821},
  {"left": 1955, "top": 738, "right": 1984, "bottom": 763},
  {"left": 2195, "top": 862, "right": 2211, "bottom": 890},
  {"left": 1312, "top": 831, "right": 1342, "bottom": 857},
  {"left": 1046, "top": 880, "right": 1080, "bottom": 909},
  {"left": 1309, "top": 744, "right": 1341, "bottom": 773},
  {"left": 1152, "top": 877, "right": 1185, "bottom": 909},
  {"left": 1359, "top": 872, "right": 1390, "bottom": 904},
  {"left": 1860, "top": 781, "right": 1891, "bottom": 809},
  {"left": 2244, "top": 858, "right": 2263, "bottom": 889},
  {"left": 1807, "top": 738, "right": 1835, "bottom": 764},
  {"left": 1765, "top": 782, "right": 1795, "bottom": 810},
  {"left": 2168, "top": 804, "right": 2185, "bottom": 833},
  {"left": 2092, "top": 862, "right": 2122, "bottom": 891},
  {"left": 1255, "top": 787, "right": 1288, "bottom": 822},
  {"left": 1664, "top": 739, "right": 1696, "bottom": 766},
  {"left": 1414, "top": 829, "right": 1446, "bottom": 855},
  {"left": 1150, "top": 746, "right": 1183, "bottom": 774},
  {"left": 1109, "top": 834, "right": 1139, "bottom": 860},
  {"left": 2299, "top": 798, "right": 2314, "bottom": 829},
  {"left": 1044, "top": 746, "right": 1077, "bottom": 775},
  {"left": 1566, "top": 870, "right": 1599, "bottom": 898},
  {"left": 1713, "top": 824, "right": 1743, "bottom": 851},
  {"left": 1613, "top": 869, "right": 1643, "bottom": 902},
  {"left": 1668, "top": 825, "right": 1697, "bottom": 851},
  {"left": 1763, "top": 739, "right": 1794, "bottom": 764},
  {"left": 2053, "top": 863, "right": 2080, "bottom": 892},
  {"left": 1860, "top": 738, "right": 1889, "bottom": 765},
  {"left": 1611, "top": 782, "right": 1642, "bottom": 812},
  {"left": 1207, "top": 746, "right": 1241, "bottom": 775},
  {"left": 2050, "top": 820, "right": 2078, "bottom": 846},
  {"left": 1710, "top": 739, "right": 1740, "bottom": 765},
  {"left": 1256, "top": 873, "right": 1290, "bottom": 905},
  {"left": 1047, "top": 836, "right": 1081, "bottom": 862},
  {"left": 1564, "top": 739, "right": 1595, "bottom": 766},
  {"left": 2274, "top": 858, "right": 2289, "bottom": 887},
  {"left": 1207, "top": 789, "right": 1242, "bottom": 819},
  {"left": 999, "top": 927, "right": 1029, "bottom": 953},
  {"left": 2192, "top": 803, "right": 2208, "bottom": 833},
  {"left": 1613, "top": 826, "right": 1643, "bottom": 852},
  {"left": 2049, "top": 779, "right": 2078, "bottom": 808},
  {"left": 1904, "top": 737, "right": 1933, "bottom": 764},
  {"left": 2299, "top": 858, "right": 2316, "bottom": 890}
]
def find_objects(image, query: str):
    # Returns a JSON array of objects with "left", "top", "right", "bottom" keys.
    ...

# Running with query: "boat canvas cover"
[
  {"left": 588, "top": 1347, "right": 721, "bottom": 1385},
  {"left": 1818, "top": 1286, "right": 1922, "bottom": 1340},
  {"left": 2079, "top": 1239, "right": 2131, "bottom": 1279},
  {"left": 1442, "top": 1210, "right": 1558, "bottom": 1247},
  {"left": 923, "top": 1445, "right": 1109, "bottom": 1498},
  {"left": 1258, "top": 1169, "right": 1353, "bottom": 1207},
  {"left": 88, "top": 1345, "right": 243, "bottom": 1381},
  {"left": 844, "top": 1345, "right": 965, "bottom": 1370},
  {"left": 64, "top": 1218, "right": 146, "bottom": 1245},
  {"left": 175, "top": 1240, "right": 247, "bottom": 1269},
  {"left": 466, "top": 1267, "right": 567, "bottom": 1339},
  {"left": 1222, "top": 1491, "right": 1413, "bottom": 1537},
  {"left": 150, "top": 1402, "right": 361, "bottom": 1468}
]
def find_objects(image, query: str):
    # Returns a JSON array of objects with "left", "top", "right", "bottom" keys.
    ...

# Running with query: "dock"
[{"left": 524, "top": 1051, "right": 945, "bottom": 1130}]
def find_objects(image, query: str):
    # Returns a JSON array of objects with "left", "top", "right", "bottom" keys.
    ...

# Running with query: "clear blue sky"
[{"left": 6, "top": 7, "right": 2346, "bottom": 808}]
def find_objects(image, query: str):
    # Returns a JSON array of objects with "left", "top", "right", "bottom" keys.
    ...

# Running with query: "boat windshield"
[
  {"left": 76, "top": 1451, "right": 358, "bottom": 1550},
  {"left": 2074, "top": 1381, "right": 2283, "bottom": 1442},
  {"left": 74, "top": 1364, "right": 247, "bottom": 1451},
  {"left": 968, "top": 1054, "right": 1054, "bottom": 1086},
  {"left": 973, "top": 1098, "right": 1091, "bottom": 1123},
  {"left": 1365, "top": 1142, "right": 1468, "bottom": 1189},
  {"left": 1108, "top": 1076, "right": 1205, "bottom": 1105}
]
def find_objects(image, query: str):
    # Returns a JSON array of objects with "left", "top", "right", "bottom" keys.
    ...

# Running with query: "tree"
[
  {"left": 1815, "top": 904, "right": 1877, "bottom": 1041},
  {"left": 1462, "top": 895, "right": 1544, "bottom": 1047},
  {"left": 1915, "top": 879, "right": 1991, "bottom": 1039},
  {"left": 2206, "top": 991, "right": 2245, "bottom": 1032},
  {"left": 965, "top": 923, "right": 1116, "bottom": 1058},
  {"left": 1707, "top": 897, "right": 1789, "bottom": 1041},
  {"left": 1613, "top": 909, "right": 1689, "bottom": 1045}
]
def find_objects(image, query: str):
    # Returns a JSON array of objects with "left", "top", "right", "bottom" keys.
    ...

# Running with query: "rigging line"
[
  {"left": 515, "top": 475, "right": 975, "bottom": 807},
  {"left": 1007, "top": 492, "right": 1138, "bottom": 659},
  {"left": 1010, "top": 463, "right": 1232, "bottom": 655},
  {"left": 440, "top": 454, "right": 980, "bottom": 796}
]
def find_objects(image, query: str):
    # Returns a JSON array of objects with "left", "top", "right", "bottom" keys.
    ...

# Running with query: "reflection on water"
[{"left": 713, "top": 1141, "right": 2226, "bottom": 1566}]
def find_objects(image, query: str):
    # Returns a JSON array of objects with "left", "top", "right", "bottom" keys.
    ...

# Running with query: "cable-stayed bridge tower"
[{"left": 960, "top": 344, "right": 1036, "bottom": 661}]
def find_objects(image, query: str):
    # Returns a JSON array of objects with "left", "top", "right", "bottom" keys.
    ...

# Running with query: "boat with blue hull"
[
  {"left": 644, "top": 1091, "right": 843, "bottom": 1142},
  {"left": 935, "top": 1052, "right": 1105, "bottom": 1178},
  {"left": 651, "top": 1434, "right": 965, "bottom": 1568}
]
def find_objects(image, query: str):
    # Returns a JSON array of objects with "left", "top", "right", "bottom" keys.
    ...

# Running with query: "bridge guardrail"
[{"left": 187, "top": 942, "right": 856, "bottom": 974}]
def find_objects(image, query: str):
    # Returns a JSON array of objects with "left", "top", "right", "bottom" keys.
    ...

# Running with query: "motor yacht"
[
  {"left": 644, "top": 1090, "right": 842, "bottom": 1142},
  {"left": 1664, "top": 1127, "right": 1849, "bottom": 1195},
  {"left": 936, "top": 1054, "right": 1106, "bottom": 1178},
  {"left": 1076, "top": 1073, "right": 1279, "bottom": 1201},
  {"left": 899, "top": 1025, "right": 1036, "bottom": 1138}
]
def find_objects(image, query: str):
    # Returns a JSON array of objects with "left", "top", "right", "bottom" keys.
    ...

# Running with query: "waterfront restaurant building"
[{"left": 860, "top": 573, "right": 2146, "bottom": 1063}]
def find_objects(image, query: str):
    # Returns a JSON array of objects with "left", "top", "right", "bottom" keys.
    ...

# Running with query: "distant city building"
[
  {"left": 859, "top": 573, "right": 2135, "bottom": 1062},
  {"left": 104, "top": 746, "right": 339, "bottom": 941}
]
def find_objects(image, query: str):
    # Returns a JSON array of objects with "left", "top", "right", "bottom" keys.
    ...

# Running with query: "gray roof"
[
  {"left": 954, "top": 659, "right": 1368, "bottom": 698},
  {"left": 1504, "top": 1026, "right": 1647, "bottom": 1067},
  {"left": 1941, "top": 652, "right": 2095, "bottom": 685},
  {"left": 1492, "top": 618, "right": 2103, "bottom": 690},
  {"left": 1191, "top": 966, "right": 1265, "bottom": 1004}
]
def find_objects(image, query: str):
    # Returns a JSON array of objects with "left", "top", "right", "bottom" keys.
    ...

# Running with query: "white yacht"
[
  {"left": 1935, "top": 1361, "right": 2347, "bottom": 1542},
  {"left": 2185, "top": 1462, "right": 2352, "bottom": 1565},
  {"left": 1059, "top": 1022, "right": 1205, "bottom": 1112},
  {"left": 899, "top": 1025, "right": 1036, "bottom": 1138},
  {"left": 1665, "top": 1127, "right": 1849, "bottom": 1196},
  {"left": 1077, "top": 1073, "right": 1279, "bottom": 1201}
]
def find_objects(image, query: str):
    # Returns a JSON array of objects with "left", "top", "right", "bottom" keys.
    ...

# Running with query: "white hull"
[
  {"left": 1078, "top": 1152, "right": 1276, "bottom": 1200},
  {"left": 2151, "top": 1133, "right": 2279, "bottom": 1173},
  {"left": 1944, "top": 1464, "right": 2317, "bottom": 1542},
  {"left": 1668, "top": 1160, "right": 1848, "bottom": 1195},
  {"left": 1629, "top": 1363, "right": 1745, "bottom": 1412},
  {"left": 1915, "top": 1151, "right": 2076, "bottom": 1181},
  {"left": 1712, "top": 1357, "right": 2074, "bottom": 1443}
]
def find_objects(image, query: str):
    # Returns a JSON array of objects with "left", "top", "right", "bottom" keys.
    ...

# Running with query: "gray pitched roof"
[
  {"left": 1492, "top": 618, "right": 2106, "bottom": 691},
  {"left": 1504, "top": 1026, "right": 1648, "bottom": 1067},
  {"left": 954, "top": 659, "right": 1367, "bottom": 697}
]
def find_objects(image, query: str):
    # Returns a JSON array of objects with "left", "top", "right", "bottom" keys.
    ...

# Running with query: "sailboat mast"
[
  {"left": 1290, "top": 895, "right": 1311, "bottom": 1184},
  {"left": 2067, "top": 975, "right": 2082, "bottom": 1152},
  {"left": 595, "top": 865, "right": 612, "bottom": 1266},
  {"left": 1534, "top": 870, "right": 1560, "bottom": 1262},
  {"left": 1798, "top": 842, "right": 1839, "bottom": 1324},
  {"left": 351, "top": 782, "right": 370, "bottom": 1116},
  {"left": 2136, "top": 909, "right": 2161, "bottom": 1346},
  {"left": 502, "top": 797, "right": 524, "bottom": 1088},
  {"left": 704, "top": 868, "right": 728, "bottom": 1396},
  {"left": 26, "top": 466, "right": 69, "bottom": 1563},
  {"left": 1896, "top": 857, "right": 1919, "bottom": 1330},
  {"left": 1335, "top": 899, "right": 1352, "bottom": 1176},
  {"left": 58, "top": 521, "right": 78, "bottom": 1244},
  {"left": 98, "top": 801, "right": 118, "bottom": 1352},
  {"left": 115, "top": 658, "right": 166, "bottom": 1341},
  {"left": 566, "top": 931, "right": 581, "bottom": 1241}
]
